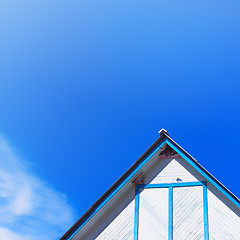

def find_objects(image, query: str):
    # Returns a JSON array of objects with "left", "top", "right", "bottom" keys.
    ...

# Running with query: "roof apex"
[{"left": 158, "top": 128, "right": 169, "bottom": 136}]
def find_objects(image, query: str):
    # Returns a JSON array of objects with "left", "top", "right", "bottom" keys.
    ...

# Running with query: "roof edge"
[
  {"left": 61, "top": 130, "right": 240, "bottom": 240},
  {"left": 60, "top": 133, "right": 166, "bottom": 240},
  {"left": 158, "top": 128, "right": 169, "bottom": 136},
  {"left": 164, "top": 134, "right": 240, "bottom": 205}
]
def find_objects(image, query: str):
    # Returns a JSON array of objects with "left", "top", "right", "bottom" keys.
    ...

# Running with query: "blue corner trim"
[
  {"left": 168, "top": 187, "right": 173, "bottom": 240},
  {"left": 134, "top": 186, "right": 140, "bottom": 240},
  {"left": 203, "top": 182, "right": 209, "bottom": 240},
  {"left": 165, "top": 139, "right": 240, "bottom": 208}
]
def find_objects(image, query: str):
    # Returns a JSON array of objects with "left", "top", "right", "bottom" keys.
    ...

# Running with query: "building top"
[{"left": 61, "top": 129, "right": 240, "bottom": 240}]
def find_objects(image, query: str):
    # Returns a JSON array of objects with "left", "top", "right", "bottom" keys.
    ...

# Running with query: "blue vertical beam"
[
  {"left": 134, "top": 186, "right": 140, "bottom": 240},
  {"left": 168, "top": 187, "right": 173, "bottom": 240},
  {"left": 203, "top": 182, "right": 209, "bottom": 240}
]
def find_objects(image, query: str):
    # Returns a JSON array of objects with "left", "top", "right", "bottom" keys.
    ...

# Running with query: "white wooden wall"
[
  {"left": 144, "top": 157, "right": 205, "bottom": 184},
  {"left": 143, "top": 157, "right": 240, "bottom": 240},
  {"left": 208, "top": 185, "right": 240, "bottom": 240},
  {"left": 138, "top": 188, "right": 168, "bottom": 240},
  {"left": 71, "top": 155, "right": 240, "bottom": 240},
  {"left": 95, "top": 199, "right": 135, "bottom": 240},
  {"left": 71, "top": 183, "right": 135, "bottom": 240},
  {"left": 173, "top": 186, "right": 204, "bottom": 240}
]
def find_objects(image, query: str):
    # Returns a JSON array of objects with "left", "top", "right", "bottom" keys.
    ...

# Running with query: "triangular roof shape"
[{"left": 61, "top": 129, "right": 240, "bottom": 240}]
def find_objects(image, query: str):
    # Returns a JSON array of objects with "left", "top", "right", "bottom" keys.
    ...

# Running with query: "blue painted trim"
[
  {"left": 66, "top": 135, "right": 239, "bottom": 239},
  {"left": 203, "top": 182, "right": 209, "bottom": 240},
  {"left": 165, "top": 139, "right": 240, "bottom": 208},
  {"left": 66, "top": 139, "right": 166, "bottom": 239},
  {"left": 168, "top": 187, "right": 173, "bottom": 240},
  {"left": 134, "top": 186, "right": 140, "bottom": 240},
  {"left": 138, "top": 181, "right": 204, "bottom": 189},
  {"left": 134, "top": 182, "right": 207, "bottom": 240}
]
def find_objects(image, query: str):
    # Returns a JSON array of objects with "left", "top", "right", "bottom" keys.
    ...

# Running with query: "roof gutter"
[{"left": 60, "top": 133, "right": 166, "bottom": 240}]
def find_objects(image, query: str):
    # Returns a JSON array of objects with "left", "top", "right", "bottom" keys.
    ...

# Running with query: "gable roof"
[{"left": 61, "top": 129, "right": 240, "bottom": 240}]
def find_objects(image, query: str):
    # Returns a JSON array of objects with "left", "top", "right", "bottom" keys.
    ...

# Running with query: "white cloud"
[{"left": 0, "top": 136, "right": 75, "bottom": 240}]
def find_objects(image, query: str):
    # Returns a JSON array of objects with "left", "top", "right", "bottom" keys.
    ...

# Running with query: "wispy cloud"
[{"left": 0, "top": 136, "right": 75, "bottom": 240}]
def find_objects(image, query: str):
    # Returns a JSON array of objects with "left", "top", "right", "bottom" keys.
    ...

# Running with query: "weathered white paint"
[
  {"left": 144, "top": 157, "right": 205, "bottom": 184},
  {"left": 95, "top": 199, "right": 134, "bottom": 240},
  {"left": 138, "top": 188, "right": 168, "bottom": 240},
  {"left": 208, "top": 184, "right": 240, "bottom": 240},
  {"left": 173, "top": 186, "right": 204, "bottom": 240},
  {"left": 69, "top": 151, "right": 239, "bottom": 240},
  {"left": 71, "top": 183, "right": 135, "bottom": 240}
]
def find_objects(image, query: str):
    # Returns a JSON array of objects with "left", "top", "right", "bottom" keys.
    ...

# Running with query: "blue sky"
[{"left": 0, "top": 0, "right": 240, "bottom": 239}]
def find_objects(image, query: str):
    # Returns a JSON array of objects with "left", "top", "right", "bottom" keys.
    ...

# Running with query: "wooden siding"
[
  {"left": 95, "top": 200, "right": 135, "bottom": 240},
  {"left": 208, "top": 185, "right": 240, "bottom": 240},
  {"left": 144, "top": 157, "right": 205, "bottom": 184},
  {"left": 70, "top": 154, "right": 239, "bottom": 240},
  {"left": 173, "top": 186, "right": 204, "bottom": 240},
  {"left": 71, "top": 184, "right": 135, "bottom": 240},
  {"left": 138, "top": 188, "right": 168, "bottom": 240}
]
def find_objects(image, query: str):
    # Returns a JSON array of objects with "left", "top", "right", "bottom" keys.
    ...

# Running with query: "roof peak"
[{"left": 158, "top": 128, "right": 169, "bottom": 136}]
